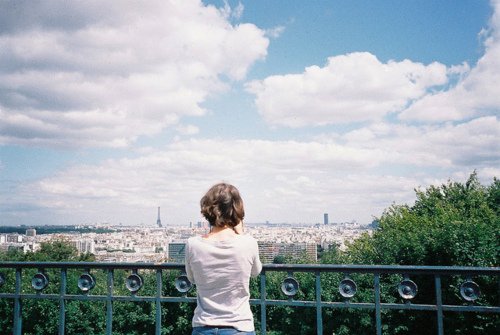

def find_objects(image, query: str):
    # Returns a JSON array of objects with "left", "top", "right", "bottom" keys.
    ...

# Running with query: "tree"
[{"left": 320, "top": 173, "right": 499, "bottom": 335}]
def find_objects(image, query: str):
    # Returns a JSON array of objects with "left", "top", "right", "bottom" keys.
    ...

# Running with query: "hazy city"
[{"left": 0, "top": 211, "right": 374, "bottom": 264}]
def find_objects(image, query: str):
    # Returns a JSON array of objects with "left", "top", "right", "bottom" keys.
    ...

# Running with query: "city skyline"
[
  {"left": 1, "top": 222, "right": 367, "bottom": 263},
  {"left": 1, "top": 0, "right": 499, "bottom": 226}
]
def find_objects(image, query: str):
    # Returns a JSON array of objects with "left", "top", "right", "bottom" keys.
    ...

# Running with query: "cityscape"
[{"left": 0, "top": 209, "right": 374, "bottom": 264}]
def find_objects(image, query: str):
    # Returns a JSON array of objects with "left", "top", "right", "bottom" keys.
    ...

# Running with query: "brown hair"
[{"left": 200, "top": 183, "right": 245, "bottom": 228}]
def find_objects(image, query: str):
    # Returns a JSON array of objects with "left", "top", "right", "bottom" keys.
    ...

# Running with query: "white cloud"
[
  {"left": 176, "top": 124, "right": 200, "bottom": 136},
  {"left": 0, "top": 0, "right": 269, "bottom": 147},
  {"left": 246, "top": 52, "right": 448, "bottom": 127},
  {"left": 1, "top": 1, "right": 498, "bottom": 227},
  {"left": 248, "top": 1, "right": 500, "bottom": 126},
  {"left": 7, "top": 127, "right": 496, "bottom": 225},
  {"left": 341, "top": 116, "right": 500, "bottom": 168},
  {"left": 220, "top": 1, "right": 244, "bottom": 21},
  {"left": 266, "top": 26, "right": 286, "bottom": 39},
  {"left": 6, "top": 138, "right": 387, "bottom": 224},
  {"left": 399, "top": 0, "right": 500, "bottom": 122}
]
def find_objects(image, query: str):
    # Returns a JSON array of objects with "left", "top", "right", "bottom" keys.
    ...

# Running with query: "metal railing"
[{"left": 0, "top": 262, "right": 498, "bottom": 334}]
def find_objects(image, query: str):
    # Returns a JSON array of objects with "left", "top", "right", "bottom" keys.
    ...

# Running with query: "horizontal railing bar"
[
  {"left": 3, "top": 292, "right": 497, "bottom": 314},
  {"left": 1, "top": 262, "right": 498, "bottom": 276},
  {"left": 0, "top": 262, "right": 186, "bottom": 270},
  {"left": 0, "top": 293, "right": 196, "bottom": 304},
  {"left": 262, "top": 264, "right": 500, "bottom": 275},
  {"left": 380, "top": 303, "right": 500, "bottom": 313},
  {"left": 441, "top": 305, "right": 500, "bottom": 313},
  {"left": 250, "top": 299, "right": 375, "bottom": 309},
  {"left": 251, "top": 299, "right": 500, "bottom": 313},
  {"left": 251, "top": 299, "right": 319, "bottom": 307}
]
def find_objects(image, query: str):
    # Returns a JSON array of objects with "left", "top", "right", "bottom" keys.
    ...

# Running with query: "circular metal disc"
[
  {"left": 460, "top": 280, "right": 480, "bottom": 302},
  {"left": 339, "top": 278, "right": 357, "bottom": 298},
  {"left": 398, "top": 279, "right": 418, "bottom": 300},
  {"left": 125, "top": 273, "right": 144, "bottom": 293},
  {"left": 175, "top": 275, "right": 192, "bottom": 293},
  {"left": 78, "top": 273, "right": 96, "bottom": 292},
  {"left": 32, "top": 272, "right": 49, "bottom": 291},
  {"left": 281, "top": 277, "right": 299, "bottom": 297}
]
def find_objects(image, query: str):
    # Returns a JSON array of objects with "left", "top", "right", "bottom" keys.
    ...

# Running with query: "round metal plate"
[
  {"left": 339, "top": 278, "right": 357, "bottom": 298},
  {"left": 32, "top": 272, "right": 49, "bottom": 291},
  {"left": 460, "top": 280, "right": 480, "bottom": 302},
  {"left": 281, "top": 277, "right": 299, "bottom": 297},
  {"left": 78, "top": 273, "right": 96, "bottom": 293},
  {"left": 398, "top": 279, "right": 418, "bottom": 300},
  {"left": 175, "top": 275, "right": 192, "bottom": 293},
  {"left": 126, "top": 273, "right": 143, "bottom": 293}
]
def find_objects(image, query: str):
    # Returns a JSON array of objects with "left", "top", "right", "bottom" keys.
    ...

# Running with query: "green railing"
[{"left": 0, "top": 262, "right": 498, "bottom": 334}]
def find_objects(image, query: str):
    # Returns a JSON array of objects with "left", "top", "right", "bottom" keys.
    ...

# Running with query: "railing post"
[
  {"left": 59, "top": 268, "right": 67, "bottom": 335},
  {"left": 13, "top": 268, "right": 22, "bottom": 335},
  {"left": 434, "top": 275, "right": 444, "bottom": 335},
  {"left": 374, "top": 273, "right": 381, "bottom": 335},
  {"left": 106, "top": 268, "right": 114, "bottom": 335},
  {"left": 315, "top": 271, "right": 323, "bottom": 335},
  {"left": 260, "top": 271, "right": 267, "bottom": 335},
  {"left": 155, "top": 269, "right": 162, "bottom": 335}
]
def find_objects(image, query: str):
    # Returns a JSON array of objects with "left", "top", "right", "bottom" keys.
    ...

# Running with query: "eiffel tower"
[{"left": 156, "top": 207, "right": 162, "bottom": 228}]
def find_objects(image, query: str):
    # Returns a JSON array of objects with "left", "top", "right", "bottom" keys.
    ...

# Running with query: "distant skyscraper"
[
  {"left": 323, "top": 213, "right": 329, "bottom": 225},
  {"left": 156, "top": 207, "right": 162, "bottom": 228}
]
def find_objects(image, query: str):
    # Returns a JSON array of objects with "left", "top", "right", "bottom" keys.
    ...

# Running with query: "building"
[
  {"left": 323, "top": 213, "right": 329, "bottom": 225},
  {"left": 6, "top": 234, "right": 22, "bottom": 243},
  {"left": 156, "top": 207, "right": 162, "bottom": 228},
  {"left": 70, "top": 239, "right": 95, "bottom": 254},
  {"left": 167, "top": 242, "right": 186, "bottom": 263},
  {"left": 26, "top": 228, "right": 37, "bottom": 237},
  {"left": 258, "top": 242, "right": 317, "bottom": 263}
]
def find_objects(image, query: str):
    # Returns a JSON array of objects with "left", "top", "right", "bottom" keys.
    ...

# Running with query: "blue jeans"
[{"left": 192, "top": 326, "right": 256, "bottom": 335}]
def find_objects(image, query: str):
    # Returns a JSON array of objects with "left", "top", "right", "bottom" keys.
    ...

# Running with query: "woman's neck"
[
  {"left": 205, "top": 225, "right": 236, "bottom": 239},
  {"left": 210, "top": 225, "right": 232, "bottom": 233}
]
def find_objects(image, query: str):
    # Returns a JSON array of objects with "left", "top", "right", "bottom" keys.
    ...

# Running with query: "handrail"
[
  {"left": 1, "top": 261, "right": 498, "bottom": 274},
  {"left": 0, "top": 262, "right": 498, "bottom": 335}
]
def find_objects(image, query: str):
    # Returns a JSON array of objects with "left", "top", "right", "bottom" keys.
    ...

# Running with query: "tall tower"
[
  {"left": 323, "top": 213, "right": 329, "bottom": 225},
  {"left": 156, "top": 207, "right": 162, "bottom": 228}
]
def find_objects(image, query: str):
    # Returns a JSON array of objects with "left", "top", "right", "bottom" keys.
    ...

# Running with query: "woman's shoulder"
[
  {"left": 238, "top": 234, "right": 258, "bottom": 244},
  {"left": 187, "top": 233, "right": 256, "bottom": 246},
  {"left": 187, "top": 235, "right": 203, "bottom": 245}
]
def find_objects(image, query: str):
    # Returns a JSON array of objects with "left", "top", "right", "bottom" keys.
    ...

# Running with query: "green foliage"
[
  {"left": 0, "top": 243, "right": 195, "bottom": 334},
  {"left": 30, "top": 239, "right": 79, "bottom": 261},
  {"left": 316, "top": 173, "right": 500, "bottom": 335},
  {"left": 343, "top": 172, "right": 499, "bottom": 267}
]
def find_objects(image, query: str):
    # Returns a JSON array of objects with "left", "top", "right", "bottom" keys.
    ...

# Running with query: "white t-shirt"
[{"left": 185, "top": 234, "right": 262, "bottom": 331}]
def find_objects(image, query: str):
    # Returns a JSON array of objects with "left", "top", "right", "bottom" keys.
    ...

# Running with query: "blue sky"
[{"left": 0, "top": 0, "right": 498, "bottom": 226}]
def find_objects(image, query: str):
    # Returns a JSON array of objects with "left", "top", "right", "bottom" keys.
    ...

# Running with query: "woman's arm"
[
  {"left": 251, "top": 239, "right": 263, "bottom": 277},
  {"left": 184, "top": 240, "right": 195, "bottom": 283}
]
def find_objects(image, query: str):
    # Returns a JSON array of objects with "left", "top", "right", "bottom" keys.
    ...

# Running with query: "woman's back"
[
  {"left": 187, "top": 182, "right": 262, "bottom": 334},
  {"left": 186, "top": 234, "right": 262, "bottom": 331}
]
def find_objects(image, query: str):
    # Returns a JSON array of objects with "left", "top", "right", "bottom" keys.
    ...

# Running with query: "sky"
[{"left": 0, "top": 0, "right": 499, "bottom": 227}]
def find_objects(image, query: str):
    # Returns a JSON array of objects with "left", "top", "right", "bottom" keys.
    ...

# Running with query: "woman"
[{"left": 185, "top": 183, "right": 262, "bottom": 335}]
